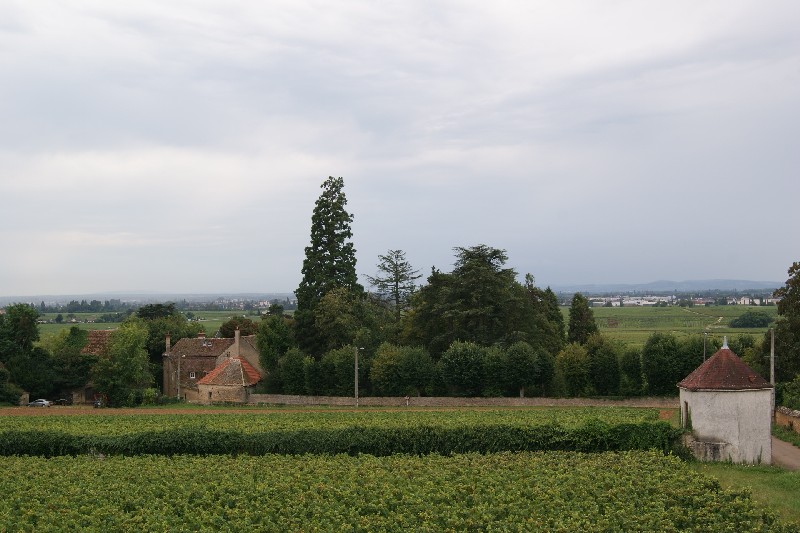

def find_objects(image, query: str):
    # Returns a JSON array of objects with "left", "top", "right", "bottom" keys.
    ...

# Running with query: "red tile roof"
[
  {"left": 677, "top": 347, "right": 772, "bottom": 391},
  {"left": 169, "top": 337, "right": 234, "bottom": 358},
  {"left": 80, "top": 330, "right": 114, "bottom": 356},
  {"left": 197, "top": 357, "right": 261, "bottom": 387}
]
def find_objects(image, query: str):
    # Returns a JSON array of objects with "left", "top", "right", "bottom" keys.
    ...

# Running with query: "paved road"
[{"left": 772, "top": 436, "right": 800, "bottom": 471}]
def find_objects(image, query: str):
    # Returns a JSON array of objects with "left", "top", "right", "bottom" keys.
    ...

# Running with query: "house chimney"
[
  {"left": 234, "top": 327, "right": 240, "bottom": 357},
  {"left": 198, "top": 331, "right": 206, "bottom": 339},
  {"left": 165, "top": 334, "right": 171, "bottom": 355}
]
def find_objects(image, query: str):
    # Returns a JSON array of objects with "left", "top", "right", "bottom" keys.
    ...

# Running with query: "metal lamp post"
[{"left": 354, "top": 347, "right": 363, "bottom": 407}]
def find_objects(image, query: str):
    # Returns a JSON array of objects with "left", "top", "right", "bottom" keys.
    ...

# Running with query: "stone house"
[
  {"left": 197, "top": 356, "right": 262, "bottom": 404},
  {"left": 162, "top": 329, "right": 262, "bottom": 402},
  {"left": 677, "top": 338, "right": 772, "bottom": 464}
]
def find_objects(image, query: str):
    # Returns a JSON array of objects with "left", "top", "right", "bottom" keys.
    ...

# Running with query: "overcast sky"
[{"left": 1, "top": 1, "right": 798, "bottom": 297}]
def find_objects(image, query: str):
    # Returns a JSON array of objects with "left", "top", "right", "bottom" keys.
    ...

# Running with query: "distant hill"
[
  {"left": 550, "top": 279, "right": 781, "bottom": 295},
  {"left": 0, "top": 292, "right": 295, "bottom": 307}
]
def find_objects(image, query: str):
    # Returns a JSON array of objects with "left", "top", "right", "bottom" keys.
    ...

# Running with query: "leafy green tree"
[
  {"left": 366, "top": 249, "right": 422, "bottom": 320},
  {"left": 585, "top": 334, "right": 621, "bottom": 396},
  {"left": 523, "top": 277, "right": 566, "bottom": 357},
  {"left": 220, "top": 316, "right": 258, "bottom": 338},
  {"left": 641, "top": 332, "right": 681, "bottom": 395},
  {"left": 438, "top": 341, "right": 486, "bottom": 396},
  {"left": 555, "top": 343, "right": 589, "bottom": 397},
  {"left": 295, "top": 176, "right": 363, "bottom": 355},
  {"left": 482, "top": 346, "right": 508, "bottom": 397},
  {"left": 775, "top": 262, "right": 800, "bottom": 318},
  {"left": 567, "top": 293, "right": 598, "bottom": 344},
  {"left": 766, "top": 262, "right": 800, "bottom": 382},
  {"left": 0, "top": 303, "right": 40, "bottom": 359},
  {"left": 0, "top": 363, "right": 24, "bottom": 404},
  {"left": 91, "top": 319, "right": 152, "bottom": 406},
  {"left": 505, "top": 341, "right": 540, "bottom": 398},
  {"left": 406, "top": 246, "right": 537, "bottom": 357},
  {"left": 6, "top": 347, "right": 55, "bottom": 399},
  {"left": 369, "top": 343, "right": 434, "bottom": 396},
  {"left": 256, "top": 314, "right": 295, "bottom": 393},
  {"left": 48, "top": 327, "right": 96, "bottom": 394},
  {"left": 618, "top": 347, "right": 643, "bottom": 396},
  {"left": 729, "top": 310, "right": 773, "bottom": 328},
  {"left": 278, "top": 348, "right": 309, "bottom": 395}
]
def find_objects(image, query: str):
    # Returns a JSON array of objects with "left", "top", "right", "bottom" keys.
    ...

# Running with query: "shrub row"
[{"left": 0, "top": 420, "right": 680, "bottom": 457}]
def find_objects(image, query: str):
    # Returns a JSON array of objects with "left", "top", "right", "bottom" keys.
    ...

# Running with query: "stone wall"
[
  {"left": 198, "top": 384, "right": 247, "bottom": 404},
  {"left": 775, "top": 406, "right": 800, "bottom": 434},
  {"left": 247, "top": 394, "right": 678, "bottom": 409}
]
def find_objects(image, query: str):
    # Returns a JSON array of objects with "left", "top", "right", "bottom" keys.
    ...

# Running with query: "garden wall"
[
  {"left": 248, "top": 394, "right": 678, "bottom": 409},
  {"left": 775, "top": 406, "right": 800, "bottom": 434}
]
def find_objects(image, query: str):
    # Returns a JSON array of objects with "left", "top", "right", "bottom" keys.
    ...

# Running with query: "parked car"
[
  {"left": 53, "top": 398, "right": 71, "bottom": 406},
  {"left": 27, "top": 399, "right": 51, "bottom": 407}
]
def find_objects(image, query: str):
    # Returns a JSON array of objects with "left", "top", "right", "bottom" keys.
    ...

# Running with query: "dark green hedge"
[{"left": 0, "top": 421, "right": 681, "bottom": 457}]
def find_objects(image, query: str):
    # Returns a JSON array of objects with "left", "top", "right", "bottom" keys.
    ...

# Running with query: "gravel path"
[{"left": 772, "top": 436, "right": 800, "bottom": 471}]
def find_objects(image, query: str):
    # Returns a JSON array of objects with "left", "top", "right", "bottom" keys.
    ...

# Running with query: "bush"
[{"left": 729, "top": 311, "right": 773, "bottom": 328}]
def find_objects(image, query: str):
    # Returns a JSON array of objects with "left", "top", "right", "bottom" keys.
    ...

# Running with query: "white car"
[{"left": 27, "top": 399, "right": 51, "bottom": 407}]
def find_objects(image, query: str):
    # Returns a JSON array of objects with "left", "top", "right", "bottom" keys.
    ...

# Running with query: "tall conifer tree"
[{"left": 295, "top": 176, "right": 362, "bottom": 354}]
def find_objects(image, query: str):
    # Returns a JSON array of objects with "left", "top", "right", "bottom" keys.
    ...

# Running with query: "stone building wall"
[{"left": 775, "top": 406, "right": 800, "bottom": 434}]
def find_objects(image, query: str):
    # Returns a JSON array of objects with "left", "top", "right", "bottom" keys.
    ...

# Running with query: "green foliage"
[
  {"left": 406, "top": 246, "right": 556, "bottom": 358},
  {"left": 779, "top": 375, "right": 800, "bottom": 410},
  {"left": 295, "top": 176, "right": 363, "bottom": 355},
  {"left": 567, "top": 293, "right": 598, "bottom": 344},
  {"left": 47, "top": 327, "right": 97, "bottom": 394},
  {"left": 276, "top": 348, "right": 308, "bottom": 395},
  {"left": 219, "top": 316, "right": 257, "bottom": 338},
  {"left": 775, "top": 261, "right": 800, "bottom": 319},
  {"left": 0, "top": 363, "right": 23, "bottom": 404},
  {"left": 369, "top": 343, "right": 434, "bottom": 396},
  {"left": 618, "top": 347, "right": 644, "bottom": 396},
  {"left": 256, "top": 315, "right": 295, "bottom": 392},
  {"left": 641, "top": 332, "right": 681, "bottom": 396},
  {"left": 91, "top": 319, "right": 152, "bottom": 406},
  {"left": 0, "top": 408, "right": 678, "bottom": 457},
  {"left": 762, "top": 318, "right": 800, "bottom": 382},
  {"left": 585, "top": 334, "right": 621, "bottom": 396},
  {"left": 555, "top": 343, "right": 589, "bottom": 397},
  {"left": 5, "top": 450, "right": 788, "bottom": 531},
  {"left": 0, "top": 303, "right": 40, "bottom": 356},
  {"left": 365, "top": 249, "right": 422, "bottom": 320},
  {"left": 730, "top": 310, "right": 774, "bottom": 328},
  {"left": 438, "top": 341, "right": 487, "bottom": 396},
  {"left": 505, "top": 341, "right": 540, "bottom": 398}
]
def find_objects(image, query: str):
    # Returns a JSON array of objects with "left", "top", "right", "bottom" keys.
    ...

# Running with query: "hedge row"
[{"left": 0, "top": 420, "right": 681, "bottom": 457}]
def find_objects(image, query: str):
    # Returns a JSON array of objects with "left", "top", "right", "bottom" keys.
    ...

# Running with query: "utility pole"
[
  {"left": 770, "top": 328, "right": 775, "bottom": 386},
  {"left": 354, "top": 346, "right": 360, "bottom": 408},
  {"left": 703, "top": 332, "right": 708, "bottom": 361}
]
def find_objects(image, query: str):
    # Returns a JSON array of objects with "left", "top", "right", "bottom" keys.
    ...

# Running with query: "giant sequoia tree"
[{"left": 295, "top": 176, "right": 362, "bottom": 355}]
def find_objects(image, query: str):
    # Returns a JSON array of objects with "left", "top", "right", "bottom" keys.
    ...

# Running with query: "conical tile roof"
[
  {"left": 677, "top": 344, "right": 771, "bottom": 391},
  {"left": 197, "top": 357, "right": 261, "bottom": 387}
]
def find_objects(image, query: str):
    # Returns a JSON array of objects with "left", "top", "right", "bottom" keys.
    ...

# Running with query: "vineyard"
[
  {"left": 0, "top": 451, "right": 790, "bottom": 531},
  {"left": 1, "top": 407, "right": 797, "bottom": 530},
  {"left": 0, "top": 408, "right": 678, "bottom": 457}
]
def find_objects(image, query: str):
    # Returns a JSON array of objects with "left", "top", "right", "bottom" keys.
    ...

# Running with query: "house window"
[{"left": 189, "top": 372, "right": 196, "bottom": 379}]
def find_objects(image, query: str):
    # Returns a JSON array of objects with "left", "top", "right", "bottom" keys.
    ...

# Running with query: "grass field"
[
  {"left": 582, "top": 305, "right": 778, "bottom": 348},
  {"left": 36, "top": 305, "right": 777, "bottom": 349},
  {"left": 36, "top": 310, "right": 256, "bottom": 341}
]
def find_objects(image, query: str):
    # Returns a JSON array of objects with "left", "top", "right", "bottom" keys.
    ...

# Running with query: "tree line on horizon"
[{"left": 1, "top": 176, "right": 799, "bottom": 405}]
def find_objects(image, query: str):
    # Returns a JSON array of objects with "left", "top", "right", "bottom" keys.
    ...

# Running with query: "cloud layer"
[{"left": 1, "top": 1, "right": 798, "bottom": 296}]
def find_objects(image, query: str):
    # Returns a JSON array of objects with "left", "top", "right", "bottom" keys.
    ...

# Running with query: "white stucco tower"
[{"left": 677, "top": 338, "right": 773, "bottom": 464}]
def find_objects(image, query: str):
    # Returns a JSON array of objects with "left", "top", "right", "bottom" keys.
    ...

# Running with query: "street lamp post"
[
  {"left": 703, "top": 332, "right": 708, "bottom": 361},
  {"left": 354, "top": 347, "right": 363, "bottom": 407}
]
